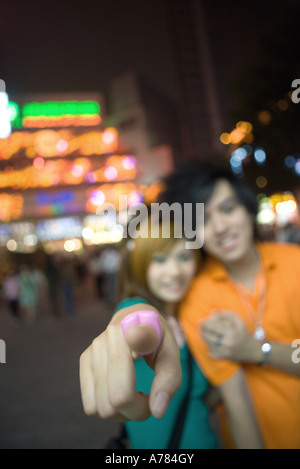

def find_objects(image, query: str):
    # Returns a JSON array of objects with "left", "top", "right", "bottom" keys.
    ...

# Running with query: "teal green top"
[{"left": 116, "top": 297, "right": 218, "bottom": 449}]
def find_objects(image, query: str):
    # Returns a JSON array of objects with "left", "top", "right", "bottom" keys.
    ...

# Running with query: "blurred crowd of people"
[
  {"left": 0, "top": 246, "right": 122, "bottom": 326},
  {"left": 1, "top": 219, "right": 299, "bottom": 329},
  {"left": 1, "top": 262, "right": 47, "bottom": 325},
  {"left": 258, "top": 220, "right": 300, "bottom": 244},
  {"left": 88, "top": 247, "right": 121, "bottom": 305}
]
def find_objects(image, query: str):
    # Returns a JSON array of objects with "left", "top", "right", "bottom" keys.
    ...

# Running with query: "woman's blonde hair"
[{"left": 118, "top": 211, "right": 201, "bottom": 312}]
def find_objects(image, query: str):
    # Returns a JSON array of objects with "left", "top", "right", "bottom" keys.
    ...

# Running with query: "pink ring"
[{"left": 121, "top": 310, "right": 162, "bottom": 351}]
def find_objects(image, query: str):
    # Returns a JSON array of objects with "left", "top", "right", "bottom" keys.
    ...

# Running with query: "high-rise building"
[
  {"left": 106, "top": 71, "right": 180, "bottom": 176},
  {"left": 164, "top": 0, "right": 223, "bottom": 160}
]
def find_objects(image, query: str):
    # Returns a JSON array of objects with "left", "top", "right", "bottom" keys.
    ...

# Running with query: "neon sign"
[
  {"left": 86, "top": 182, "right": 142, "bottom": 213},
  {"left": 22, "top": 115, "right": 101, "bottom": 128},
  {"left": 34, "top": 190, "right": 79, "bottom": 218},
  {"left": 0, "top": 193, "right": 24, "bottom": 222},
  {"left": 0, "top": 154, "right": 136, "bottom": 191},
  {"left": 0, "top": 127, "right": 118, "bottom": 160},
  {"left": 22, "top": 100, "right": 100, "bottom": 117},
  {"left": 8, "top": 100, "right": 101, "bottom": 129},
  {"left": 36, "top": 190, "right": 75, "bottom": 206}
]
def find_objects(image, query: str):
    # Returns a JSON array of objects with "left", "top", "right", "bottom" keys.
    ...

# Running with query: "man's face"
[{"left": 201, "top": 179, "right": 255, "bottom": 267}]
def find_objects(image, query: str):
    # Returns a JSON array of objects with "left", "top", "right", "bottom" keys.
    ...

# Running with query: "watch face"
[{"left": 262, "top": 342, "right": 272, "bottom": 353}]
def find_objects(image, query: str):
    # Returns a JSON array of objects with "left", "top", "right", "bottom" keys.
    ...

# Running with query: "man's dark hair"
[{"left": 159, "top": 160, "right": 258, "bottom": 234}]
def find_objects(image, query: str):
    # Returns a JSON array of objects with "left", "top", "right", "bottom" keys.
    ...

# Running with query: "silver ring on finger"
[{"left": 214, "top": 334, "right": 223, "bottom": 347}]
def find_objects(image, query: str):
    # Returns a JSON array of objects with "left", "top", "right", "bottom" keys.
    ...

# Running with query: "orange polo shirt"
[{"left": 179, "top": 242, "right": 300, "bottom": 449}]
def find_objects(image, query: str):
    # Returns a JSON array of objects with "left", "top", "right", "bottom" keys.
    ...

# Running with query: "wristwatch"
[{"left": 260, "top": 342, "right": 272, "bottom": 365}]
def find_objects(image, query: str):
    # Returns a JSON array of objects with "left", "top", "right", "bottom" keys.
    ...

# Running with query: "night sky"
[
  {"left": 0, "top": 0, "right": 298, "bottom": 125},
  {"left": 1, "top": 1, "right": 176, "bottom": 98}
]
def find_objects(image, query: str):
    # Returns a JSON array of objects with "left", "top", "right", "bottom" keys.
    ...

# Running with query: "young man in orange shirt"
[{"left": 80, "top": 162, "right": 300, "bottom": 448}]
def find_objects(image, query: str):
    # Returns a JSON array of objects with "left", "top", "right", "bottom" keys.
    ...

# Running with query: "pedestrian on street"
[
  {"left": 99, "top": 246, "right": 121, "bottom": 307},
  {"left": 88, "top": 250, "right": 105, "bottom": 300},
  {"left": 2, "top": 264, "right": 22, "bottom": 325},
  {"left": 19, "top": 264, "right": 39, "bottom": 324},
  {"left": 59, "top": 258, "right": 77, "bottom": 316}
]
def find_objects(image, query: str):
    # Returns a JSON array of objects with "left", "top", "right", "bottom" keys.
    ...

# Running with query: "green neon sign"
[{"left": 22, "top": 100, "right": 100, "bottom": 117}]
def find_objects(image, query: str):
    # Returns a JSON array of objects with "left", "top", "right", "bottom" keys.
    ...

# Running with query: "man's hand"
[
  {"left": 79, "top": 304, "right": 182, "bottom": 422},
  {"left": 201, "top": 311, "right": 258, "bottom": 362},
  {"left": 201, "top": 311, "right": 300, "bottom": 376}
]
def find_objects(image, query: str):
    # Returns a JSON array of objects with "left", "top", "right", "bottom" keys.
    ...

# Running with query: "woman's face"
[{"left": 146, "top": 239, "right": 198, "bottom": 303}]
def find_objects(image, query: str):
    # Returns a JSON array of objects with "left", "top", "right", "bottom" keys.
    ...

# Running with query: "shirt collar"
[{"left": 203, "top": 241, "right": 276, "bottom": 282}]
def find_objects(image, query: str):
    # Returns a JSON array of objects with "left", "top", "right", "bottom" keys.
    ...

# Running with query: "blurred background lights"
[
  {"left": 6, "top": 239, "right": 17, "bottom": 251},
  {"left": 122, "top": 156, "right": 136, "bottom": 170},
  {"left": 256, "top": 176, "right": 267, "bottom": 188},
  {"left": 56, "top": 139, "right": 68, "bottom": 152},
  {"left": 230, "top": 128, "right": 245, "bottom": 145},
  {"left": 89, "top": 189, "right": 105, "bottom": 206},
  {"left": 257, "top": 110, "right": 271, "bottom": 125},
  {"left": 104, "top": 166, "right": 118, "bottom": 181},
  {"left": 33, "top": 156, "right": 45, "bottom": 169},
  {"left": 82, "top": 227, "right": 94, "bottom": 240},
  {"left": 295, "top": 160, "right": 300, "bottom": 175},
  {"left": 231, "top": 147, "right": 247, "bottom": 160},
  {"left": 275, "top": 200, "right": 297, "bottom": 215},
  {"left": 219, "top": 121, "right": 253, "bottom": 146},
  {"left": 254, "top": 148, "right": 266, "bottom": 164},
  {"left": 277, "top": 99, "right": 288, "bottom": 111},
  {"left": 74, "top": 157, "right": 91, "bottom": 172},
  {"left": 128, "top": 190, "right": 143, "bottom": 207},
  {"left": 8, "top": 101, "right": 19, "bottom": 122},
  {"left": 220, "top": 132, "right": 231, "bottom": 144},
  {"left": 64, "top": 239, "right": 75, "bottom": 252},
  {"left": 257, "top": 200, "right": 276, "bottom": 225},
  {"left": 102, "top": 128, "right": 117, "bottom": 145},
  {"left": 110, "top": 225, "right": 124, "bottom": 243},
  {"left": 64, "top": 238, "right": 82, "bottom": 252},
  {"left": 236, "top": 121, "right": 252, "bottom": 133},
  {"left": 23, "top": 234, "right": 38, "bottom": 247},
  {"left": 230, "top": 155, "right": 243, "bottom": 175},
  {"left": 85, "top": 172, "right": 97, "bottom": 184},
  {"left": 114, "top": 224, "right": 124, "bottom": 234},
  {"left": 285, "top": 155, "right": 296, "bottom": 169},
  {"left": 71, "top": 164, "right": 84, "bottom": 178}
]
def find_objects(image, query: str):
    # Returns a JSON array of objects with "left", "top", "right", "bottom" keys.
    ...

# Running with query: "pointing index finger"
[{"left": 121, "top": 310, "right": 162, "bottom": 356}]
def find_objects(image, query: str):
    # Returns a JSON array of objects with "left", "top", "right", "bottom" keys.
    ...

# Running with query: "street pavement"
[{"left": 0, "top": 283, "right": 120, "bottom": 449}]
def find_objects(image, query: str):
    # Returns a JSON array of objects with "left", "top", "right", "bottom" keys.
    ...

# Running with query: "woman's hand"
[
  {"left": 79, "top": 304, "right": 182, "bottom": 422},
  {"left": 200, "top": 311, "right": 258, "bottom": 362}
]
